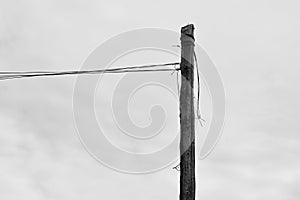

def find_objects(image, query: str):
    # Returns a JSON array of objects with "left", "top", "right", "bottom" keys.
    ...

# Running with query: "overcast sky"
[{"left": 0, "top": 0, "right": 300, "bottom": 199}]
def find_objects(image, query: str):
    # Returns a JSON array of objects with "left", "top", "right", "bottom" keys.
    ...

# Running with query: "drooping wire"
[
  {"left": 172, "top": 44, "right": 205, "bottom": 126},
  {"left": 0, "top": 62, "right": 180, "bottom": 81},
  {"left": 194, "top": 52, "right": 206, "bottom": 126}
]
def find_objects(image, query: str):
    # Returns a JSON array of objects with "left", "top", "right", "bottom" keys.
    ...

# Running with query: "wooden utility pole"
[{"left": 179, "top": 24, "right": 196, "bottom": 200}]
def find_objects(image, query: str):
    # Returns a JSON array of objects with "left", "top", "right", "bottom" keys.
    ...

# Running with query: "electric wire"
[
  {"left": 0, "top": 62, "right": 180, "bottom": 81},
  {"left": 194, "top": 52, "right": 206, "bottom": 126}
]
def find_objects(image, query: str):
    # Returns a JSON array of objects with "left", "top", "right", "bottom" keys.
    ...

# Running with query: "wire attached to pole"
[
  {"left": 0, "top": 62, "right": 180, "bottom": 81},
  {"left": 194, "top": 52, "right": 206, "bottom": 127}
]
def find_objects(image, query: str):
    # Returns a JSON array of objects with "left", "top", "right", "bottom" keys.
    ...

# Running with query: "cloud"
[{"left": 0, "top": 0, "right": 300, "bottom": 199}]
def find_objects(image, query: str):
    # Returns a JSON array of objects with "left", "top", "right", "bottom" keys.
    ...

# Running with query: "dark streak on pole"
[{"left": 180, "top": 24, "right": 196, "bottom": 200}]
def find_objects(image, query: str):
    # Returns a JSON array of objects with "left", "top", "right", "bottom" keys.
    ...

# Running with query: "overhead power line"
[{"left": 0, "top": 62, "right": 180, "bottom": 81}]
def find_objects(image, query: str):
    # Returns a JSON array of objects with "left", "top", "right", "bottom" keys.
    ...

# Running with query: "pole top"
[{"left": 181, "top": 24, "right": 195, "bottom": 40}]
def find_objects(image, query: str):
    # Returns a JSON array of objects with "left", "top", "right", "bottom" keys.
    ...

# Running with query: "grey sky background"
[{"left": 0, "top": 0, "right": 300, "bottom": 199}]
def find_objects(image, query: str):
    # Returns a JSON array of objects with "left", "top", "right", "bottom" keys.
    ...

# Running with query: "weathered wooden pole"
[{"left": 180, "top": 24, "right": 196, "bottom": 200}]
